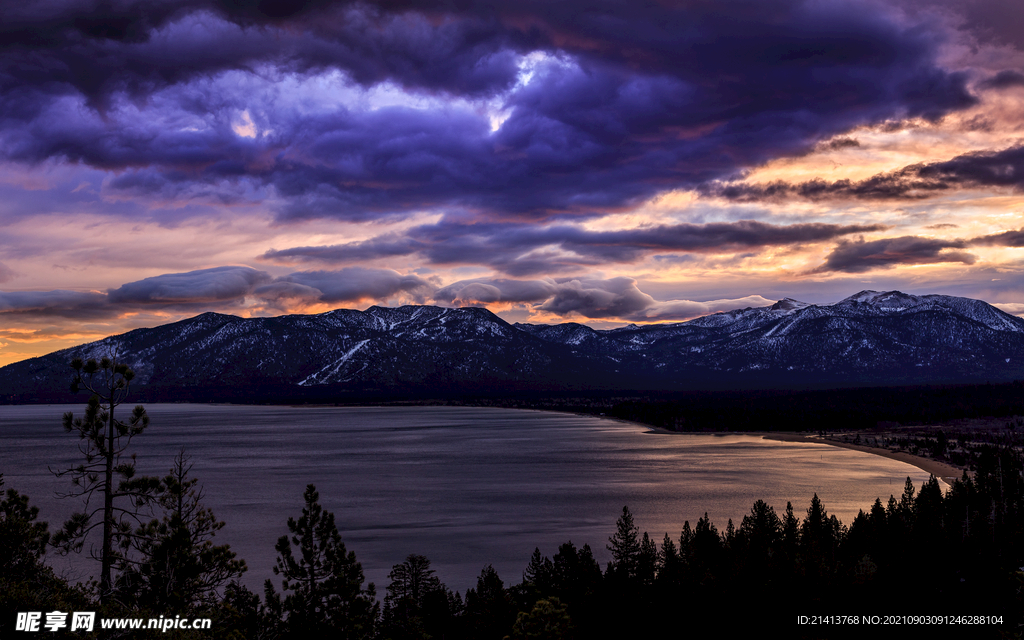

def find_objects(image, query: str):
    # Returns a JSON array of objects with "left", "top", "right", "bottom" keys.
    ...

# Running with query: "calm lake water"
[{"left": 0, "top": 404, "right": 931, "bottom": 593}]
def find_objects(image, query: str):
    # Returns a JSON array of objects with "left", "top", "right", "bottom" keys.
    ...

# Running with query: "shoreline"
[
  {"left": 637, "top": 420, "right": 966, "bottom": 483},
  {"left": 761, "top": 432, "right": 966, "bottom": 483}
]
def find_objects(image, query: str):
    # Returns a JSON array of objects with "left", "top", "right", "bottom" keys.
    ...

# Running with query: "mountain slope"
[{"left": 3, "top": 291, "right": 1024, "bottom": 400}]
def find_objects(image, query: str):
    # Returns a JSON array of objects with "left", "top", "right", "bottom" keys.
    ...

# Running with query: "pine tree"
[
  {"left": 267, "top": 484, "right": 377, "bottom": 640},
  {"left": 606, "top": 506, "right": 641, "bottom": 580},
  {"left": 118, "top": 450, "right": 246, "bottom": 614},
  {"left": 637, "top": 531, "right": 658, "bottom": 587},
  {"left": 51, "top": 353, "right": 159, "bottom": 605},
  {"left": 523, "top": 547, "right": 554, "bottom": 594},
  {"left": 657, "top": 533, "right": 683, "bottom": 589},
  {"left": 1, "top": 476, "right": 88, "bottom": 636},
  {"left": 464, "top": 565, "right": 514, "bottom": 640},
  {"left": 0, "top": 474, "right": 49, "bottom": 575},
  {"left": 382, "top": 554, "right": 451, "bottom": 640}
]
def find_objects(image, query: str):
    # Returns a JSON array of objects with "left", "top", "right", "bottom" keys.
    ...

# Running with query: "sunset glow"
[{"left": 2, "top": 0, "right": 1024, "bottom": 366}]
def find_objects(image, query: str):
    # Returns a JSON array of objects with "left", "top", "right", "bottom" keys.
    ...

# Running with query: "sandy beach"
[{"left": 762, "top": 432, "right": 966, "bottom": 484}]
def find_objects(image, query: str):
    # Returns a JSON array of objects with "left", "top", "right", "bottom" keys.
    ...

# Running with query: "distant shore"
[
  {"left": 761, "top": 432, "right": 965, "bottom": 483},
  {"left": 638, "top": 419, "right": 966, "bottom": 483}
]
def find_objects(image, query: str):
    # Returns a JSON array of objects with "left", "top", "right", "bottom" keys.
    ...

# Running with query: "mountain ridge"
[{"left": 3, "top": 290, "right": 1024, "bottom": 401}]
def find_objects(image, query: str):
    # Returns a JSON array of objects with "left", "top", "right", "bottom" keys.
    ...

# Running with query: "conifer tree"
[
  {"left": 637, "top": 531, "right": 658, "bottom": 587},
  {"left": 606, "top": 506, "right": 641, "bottom": 580},
  {"left": 549, "top": 541, "right": 602, "bottom": 616},
  {"left": 1, "top": 476, "right": 87, "bottom": 635},
  {"left": 267, "top": 484, "right": 377, "bottom": 640},
  {"left": 381, "top": 553, "right": 459, "bottom": 640},
  {"left": 118, "top": 450, "right": 246, "bottom": 614},
  {"left": 464, "top": 565, "right": 514, "bottom": 640},
  {"left": 51, "top": 353, "right": 159, "bottom": 604},
  {"left": 657, "top": 533, "right": 682, "bottom": 588}
]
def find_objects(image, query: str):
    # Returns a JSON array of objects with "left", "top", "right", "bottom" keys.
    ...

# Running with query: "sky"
[{"left": 1, "top": 0, "right": 1024, "bottom": 366}]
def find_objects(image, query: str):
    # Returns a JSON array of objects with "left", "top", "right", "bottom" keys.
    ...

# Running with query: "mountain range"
[{"left": 3, "top": 290, "right": 1024, "bottom": 402}]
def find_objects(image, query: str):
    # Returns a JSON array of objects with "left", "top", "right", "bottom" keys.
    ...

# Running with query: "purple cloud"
[
  {"left": 264, "top": 218, "right": 889, "bottom": 276},
  {"left": 0, "top": 0, "right": 978, "bottom": 222},
  {"left": 108, "top": 266, "right": 273, "bottom": 303},
  {"left": 270, "top": 267, "right": 432, "bottom": 303},
  {"left": 0, "top": 290, "right": 110, "bottom": 319},
  {"left": 813, "top": 236, "right": 976, "bottom": 273},
  {"left": 704, "top": 145, "right": 1024, "bottom": 202},
  {"left": 0, "top": 265, "right": 435, "bottom": 320},
  {"left": 436, "top": 276, "right": 776, "bottom": 321}
]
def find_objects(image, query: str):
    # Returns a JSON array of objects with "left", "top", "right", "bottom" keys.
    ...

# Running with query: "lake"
[{"left": 0, "top": 404, "right": 932, "bottom": 593}]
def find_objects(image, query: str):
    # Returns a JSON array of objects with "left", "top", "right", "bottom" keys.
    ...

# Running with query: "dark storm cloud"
[
  {"left": 813, "top": 236, "right": 976, "bottom": 273},
  {"left": 107, "top": 266, "right": 273, "bottom": 303},
  {"left": 0, "top": 0, "right": 978, "bottom": 220},
  {"left": 263, "top": 219, "right": 887, "bottom": 275},
  {"left": 705, "top": 145, "right": 1024, "bottom": 202},
  {"left": 979, "top": 70, "right": 1024, "bottom": 90}
]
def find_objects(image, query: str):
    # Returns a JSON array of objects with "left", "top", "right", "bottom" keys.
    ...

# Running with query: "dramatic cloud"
[
  {"left": 704, "top": 145, "right": 1024, "bottom": 202},
  {"left": 5, "top": 1, "right": 1024, "bottom": 365},
  {"left": 1, "top": 266, "right": 775, "bottom": 325},
  {"left": 264, "top": 219, "right": 889, "bottom": 276},
  {"left": 979, "top": 70, "right": 1024, "bottom": 90},
  {"left": 0, "top": 265, "right": 433, "bottom": 322},
  {"left": 0, "top": 0, "right": 978, "bottom": 221},
  {"left": 269, "top": 268, "right": 432, "bottom": 304},
  {"left": 108, "top": 266, "right": 272, "bottom": 303},
  {"left": 437, "top": 276, "right": 775, "bottom": 321},
  {"left": 435, "top": 279, "right": 558, "bottom": 305},
  {"left": 813, "top": 236, "right": 977, "bottom": 273}
]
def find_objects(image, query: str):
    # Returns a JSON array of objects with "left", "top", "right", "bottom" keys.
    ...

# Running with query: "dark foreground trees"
[
  {"left": 0, "top": 475, "right": 89, "bottom": 636},
  {"left": 117, "top": 450, "right": 246, "bottom": 615},
  {"left": 266, "top": 484, "right": 378, "bottom": 640},
  {"left": 380, "top": 554, "right": 461, "bottom": 640}
]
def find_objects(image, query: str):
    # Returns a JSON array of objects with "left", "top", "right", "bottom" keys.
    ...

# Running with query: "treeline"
[
  {"left": 4, "top": 447, "right": 1023, "bottom": 638},
  {"left": 598, "top": 382, "right": 1024, "bottom": 431}
]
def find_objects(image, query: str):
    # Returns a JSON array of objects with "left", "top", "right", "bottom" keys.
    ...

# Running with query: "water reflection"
[{"left": 0, "top": 404, "right": 931, "bottom": 592}]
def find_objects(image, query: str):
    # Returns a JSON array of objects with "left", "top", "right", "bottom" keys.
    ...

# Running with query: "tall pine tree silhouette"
[
  {"left": 266, "top": 484, "right": 377, "bottom": 640},
  {"left": 51, "top": 352, "right": 158, "bottom": 605}
]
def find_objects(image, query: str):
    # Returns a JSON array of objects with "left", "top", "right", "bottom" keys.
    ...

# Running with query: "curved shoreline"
[
  {"left": 634, "top": 418, "right": 966, "bottom": 483},
  {"left": 760, "top": 432, "right": 966, "bottom": 483}
]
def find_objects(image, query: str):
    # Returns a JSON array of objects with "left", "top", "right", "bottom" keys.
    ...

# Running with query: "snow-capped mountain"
[{"left": 3, "top": 290, "right": 1024, "bottom": 401}]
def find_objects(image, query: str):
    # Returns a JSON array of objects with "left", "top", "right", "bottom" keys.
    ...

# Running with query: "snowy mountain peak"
[
  {"left": 4, "top": 291, "right": 1024, "bottom": 399},
  {"left": 836, "top": 290, "right": 924, "bottom": 309},
  {"left": 768, "top": 298, "right": 812, "bottom": 314}
]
